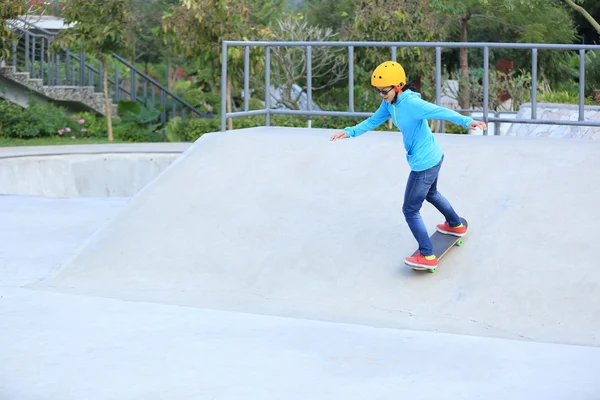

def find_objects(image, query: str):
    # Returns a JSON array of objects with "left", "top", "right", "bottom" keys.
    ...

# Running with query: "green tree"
[
  {"left": 431, "top": 0, "right": 578, "bottom": 109},
  {"left": 565, "top": 0, "right": 600, "bottom": 34},
  {"left": 0, "top": 0, "right": 25, "bottom": 61},
  {"left": 260, "top": 14, "right": 348, "bottom": 110},
  {"left": 462, "top": 1, "right": 577, "bottom": 91},
  {"left": 162, "top": 0, "right": 284, "bottom": 129},
  {"left": 303, "top": 0, "right": 354, "bottom": 35},
  {"left": 53, "top": 0, "right": 134, "bottom": 142},
  {"left": 131, "top": 0, "right": 178, "bottom": 72},
  {"left": 343, "top": 0, "right": 447, "bottom": 97}
]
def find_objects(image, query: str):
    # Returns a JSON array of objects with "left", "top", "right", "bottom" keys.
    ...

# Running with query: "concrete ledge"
[
  {"left": 0, "top": 142, "right": 191, "bottom": 158},
  {"left": 0, "top": 143, "right": 192, "bottom": 197},
  {"left": 507, "top": 102, "right": 600, "bottom": 139}
]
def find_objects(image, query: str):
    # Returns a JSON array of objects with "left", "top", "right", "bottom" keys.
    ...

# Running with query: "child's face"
[{"left": 375, "top": 86, "right": 396, "bottom": 103}]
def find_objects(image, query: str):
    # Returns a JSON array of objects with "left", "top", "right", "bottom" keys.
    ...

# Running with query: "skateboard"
[{"left": 407, "top": 217, "right": 468, "bottom": 273}]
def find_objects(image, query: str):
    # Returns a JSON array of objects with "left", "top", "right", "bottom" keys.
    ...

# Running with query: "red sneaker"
[
  {"left": 404, "top": 252, "right": 438, "bottom": 269},
  {"left": 436, "top": 221, "right": 467, "bottom": 237}
]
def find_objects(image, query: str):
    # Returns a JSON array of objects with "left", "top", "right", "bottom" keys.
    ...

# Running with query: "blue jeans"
[{"left": 402, "top": 155, "right": 462, "bottom": 256}]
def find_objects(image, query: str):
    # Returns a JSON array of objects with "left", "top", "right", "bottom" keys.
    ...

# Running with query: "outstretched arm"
[
  {"left": 332, "top": 101, "right": 391, "bottom": 140},
  {"left": 406, "top": 96, "right": 481, "bottom": 130}
]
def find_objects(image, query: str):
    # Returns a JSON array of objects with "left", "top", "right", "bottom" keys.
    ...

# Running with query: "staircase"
[
  {"left": 0, "top": 64, "right": 111, "bottom": 114},
  {"left": 0, "top": 18, "right": 213, "bottom": 123}
]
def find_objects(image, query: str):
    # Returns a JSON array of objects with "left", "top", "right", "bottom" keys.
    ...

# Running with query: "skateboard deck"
[{"left": 408, "top": 217, "right": 468, "bottom": 273}]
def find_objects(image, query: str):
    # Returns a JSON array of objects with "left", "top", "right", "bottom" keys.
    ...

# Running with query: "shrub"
[
  {"left": 442, "top": 121, "right": 468, "bottom": 134},
  {"left": 165, "top": 116, "right": 185, "bottom": 142},
  {"left": 71, "top": 111, "right": 107, "bottom": 138},
  {"left": 537, "top": 91, "right": 595, "bottom": 105},
  {"left": 0, "top": 99, "right": 77, "bottom": 139},
  {"left": 178, "top": 88, "right": 220, "bottom": 115},
  {"left": 114, "top": 100, "right": 165, "bottom": 142},
  {"left": 178, "top": 117, "right": 220, "bottom": 141}
]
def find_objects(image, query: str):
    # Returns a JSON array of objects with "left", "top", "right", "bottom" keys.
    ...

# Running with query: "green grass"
[{"left": 0, "top": 137, "right": 129, "bottom": 147}]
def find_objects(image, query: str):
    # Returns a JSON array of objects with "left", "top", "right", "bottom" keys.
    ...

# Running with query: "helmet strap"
[{"left": 392, "top": 83, "right": 404, "bottom": 103}]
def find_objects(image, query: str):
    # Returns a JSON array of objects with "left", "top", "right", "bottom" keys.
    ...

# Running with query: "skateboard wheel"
[
  {"left": 456, "top": 239, "right": 463, "bottom": 246},
  {"left": 429, "top": 268, "right": 436, "bottom": 273}
]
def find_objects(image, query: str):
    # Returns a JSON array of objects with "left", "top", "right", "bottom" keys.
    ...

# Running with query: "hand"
[
  {"left": 330, "top": 131, "right": 349, "bottom": 141},
  {"left": 469, "top": 121, "right": 487, "bottom": 131}
]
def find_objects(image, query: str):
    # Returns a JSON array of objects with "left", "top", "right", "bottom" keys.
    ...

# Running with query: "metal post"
[
  {"left": 494, "top": 111, "right": 500, "bottom": 136},
  {"left": 40, "top": 41, "right": 45, "bottom": 83},
  {"left": 25, "top": 32, "right": 30, "bottom": 72},
  {"left": 54, "top": 55, "right": 59, "bottom": 85},
  {"left": 56, "top": 54, "right": 61, "bottom": 86},
  {"left": 115, "top": 64, "right": 120, "bottom": 101},
  {"left": 265, "top": 46, "right": 271, "bottom": 126},
  {"left": 579, "top": 49, "right": 585, "bottom": 121},
  {"left": 532, "top": 48, "right": 537, "bottom": 119},
  {"left": 130, "top": 67, "right": 136, "bottom": 101},
  {"left": 483, "top": 46, "right": 489, "bottom": 135},
  {"left": 79, "top": 49, "right": 85, "bottom": 87},
  {"left": 65, "top": 51, "right": 71, "bottom": 83},
  {"left": 436, "top": 46, "right": 444, "bottom": 133},
  {"left": 47, "top": 50, "right": 52, "bottom": 86},
  {"left": 12, "top": 40, "right": 16, "bottom": 67},
  {"left": 307, "top": 46, "right": 312, "bottom": 128},
  {"left": 244, "top": 46, "right": 250, "bottom": 112},
  {"left": 31, "top": 37, "right": 36, "bottom": 78},
  {"left": 391, "top": 46, "right": 397, "bottom": 62},
  {"left": 160, "top": 89, "right": 166, "bottom": 124},
  {"left": 97, "top": 61, "right": 103, "bottom": 92},
  {"left": 221, "top": 40, "right": 227, "bottom": 131},
  {"left": 348, "top": 46, "right": 354, "bottom": 113}
]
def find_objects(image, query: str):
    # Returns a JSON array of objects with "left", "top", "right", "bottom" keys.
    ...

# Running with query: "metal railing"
[
  {"left": 220, "top": 40, "right": 600, "bottom": 134},
  {"left": 3, "top": 18, "right": 214, "bottom": 123}
]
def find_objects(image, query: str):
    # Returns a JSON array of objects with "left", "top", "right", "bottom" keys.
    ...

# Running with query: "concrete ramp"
[{"left": 32, "top": 127, "right": 600, "bottom": 346}]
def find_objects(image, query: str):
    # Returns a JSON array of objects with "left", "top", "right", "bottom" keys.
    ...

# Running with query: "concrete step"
[{"left": 1, "top": 66, "right": 118, "bottom": 116}]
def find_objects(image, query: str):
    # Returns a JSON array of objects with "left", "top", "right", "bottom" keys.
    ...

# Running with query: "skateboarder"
[{"left": 330, "top": 61, "right": 487, "bottom": 268}]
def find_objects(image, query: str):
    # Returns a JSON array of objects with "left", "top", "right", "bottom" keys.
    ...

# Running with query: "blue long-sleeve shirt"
[{"left": 343, "top": 89, "right": 474, "bottom": 171}]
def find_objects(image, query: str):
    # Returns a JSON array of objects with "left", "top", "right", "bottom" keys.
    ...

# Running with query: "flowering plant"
[
  {"left": 592, "top": 88, "right": 600, "bottom": 105},
  {"left": 27, "top": 0, "right": 63, "bottom": 17}
]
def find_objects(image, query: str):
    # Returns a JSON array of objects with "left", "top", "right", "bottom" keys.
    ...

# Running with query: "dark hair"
[
  {"left": 401, "top": 81, "right": 417, "bottom": 92},
  {"left": 392, "top": 81, "right": 418, "bottom": 103}
]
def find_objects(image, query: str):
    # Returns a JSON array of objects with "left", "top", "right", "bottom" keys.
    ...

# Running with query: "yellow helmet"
[{"left": 371, "top": 61, "right": 406, "bottom": 88}]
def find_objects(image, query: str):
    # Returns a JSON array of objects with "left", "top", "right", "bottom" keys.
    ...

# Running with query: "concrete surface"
[
  {"left": 0, "top": 143, "right": 189, "bottom": 197},
  {"left": 0, "top": 194, "right": 127, "bottom": 287},
  {"left": 2, "top": 129, "right": 600, "bottom": 399},
  {"left": 2, "top": 286, "right": 599, "bottom": 400},
  {"left": 32, "top": 127, "right": 600, "bottom": 346}
]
